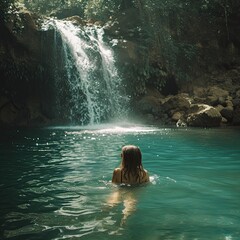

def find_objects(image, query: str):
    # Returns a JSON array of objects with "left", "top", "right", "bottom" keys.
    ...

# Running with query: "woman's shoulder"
[
  {"left": 142, "top": 169, "right": 150, "bottom": 182},
  {"left": 144, "top": 169, "right": 149, "bottom": 175},
  {"left": 113, "top": 168, "right": 121, "bottom": 174},
  {"left": 112, "top": 168, "right": 122, "bottom": 184}
]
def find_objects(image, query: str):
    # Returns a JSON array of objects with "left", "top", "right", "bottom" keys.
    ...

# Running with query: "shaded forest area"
[{"left": 1, "top": 0, "right": 240, "bottom": 126}]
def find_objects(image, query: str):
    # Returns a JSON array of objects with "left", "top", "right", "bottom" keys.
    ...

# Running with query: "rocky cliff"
[
  {"left": 0, "top": 5, "right": 240, "bottom": 127},
  {"left": 0, "top": 10, "right": 58, "bottom": 127},
  {"left": 102, "top": 6, "right": 240, "bottom": 127}
]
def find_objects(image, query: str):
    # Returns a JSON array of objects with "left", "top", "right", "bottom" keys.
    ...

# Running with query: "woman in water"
[
  {"left": 112, "top": 145, "right": 149, "bottom": 185},
  {"left": 108, "top": 145, "right": 149, "bottom": 226}
]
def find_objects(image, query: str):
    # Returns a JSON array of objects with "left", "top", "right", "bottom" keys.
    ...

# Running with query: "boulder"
[
  {"left": 225, "top": 99, "right": 233, "bottom": 108},
  {"left": 221, "top": 117, "right": 228, "bottom": 124},
  {"left": 215, "top": 104, "right": 224, "bottom": 113},
  {"left": 206, "top": 95, "right": 219, "bottom": 106},
  {"left": 193, "top": 86, "right": 207, "bottom": 98},
  {"left": 176, "top": 118, "right": 187, "bottom": 127},
  {"left": 232, "top": 98, "right": 240, "bottom": 107},
  {"left": 236, "top": 89, "right": 240, "bottom": 98},
  {"left": 233, "top": 106, "right": 240, "bottom": 125},
  {"left": 207, "top": 86, "right": 229, "bottom": 98},
  {"left": 171, "top": 112, "right": 182, "bottom": 122},
  {"left": 162, "top": 95, "right": 190, "bottom": 114},
  {"left": 220, "top": 107, "right": 234, "bottom": 122},
  {"left": 66, "top": 16, "right": 85, "bottom": 26},
  {"left": 187, "top": 104, "right": 222, "bottom": 127}
]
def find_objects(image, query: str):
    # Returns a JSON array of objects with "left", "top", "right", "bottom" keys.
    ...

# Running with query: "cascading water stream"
[{"left": 43, "top": 19, "right": 128, "bottom": 125}]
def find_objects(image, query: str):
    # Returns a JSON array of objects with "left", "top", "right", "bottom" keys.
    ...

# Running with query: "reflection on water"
[{"left": 0, "top": 125, "right": 240, "bottom": 239}]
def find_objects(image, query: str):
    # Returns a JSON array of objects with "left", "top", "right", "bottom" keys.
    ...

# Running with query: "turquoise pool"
[{"left": 0, "top": 125, "right": 240, "bottom": 239}]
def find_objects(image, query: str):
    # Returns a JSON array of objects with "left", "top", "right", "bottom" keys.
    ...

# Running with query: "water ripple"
[{"left": 1, "top": 126, "right": 240, "bottom": 240}]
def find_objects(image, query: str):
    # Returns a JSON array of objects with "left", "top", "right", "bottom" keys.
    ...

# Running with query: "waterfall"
[{"left": 43, "top": 19, "right": 128, "bottom": 125}]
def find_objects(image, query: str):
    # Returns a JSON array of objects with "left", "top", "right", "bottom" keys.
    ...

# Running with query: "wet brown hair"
[{"left": 121, "top": 145, "right": 145, "bottom": 182}]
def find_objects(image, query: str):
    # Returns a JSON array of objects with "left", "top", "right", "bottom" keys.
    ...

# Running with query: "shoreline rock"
[
  {"left": 186, "top": 104, "right": 222, "bottom": 127},
  {"left": 136, "top": 67, "right": 240, "bottom": 127}
]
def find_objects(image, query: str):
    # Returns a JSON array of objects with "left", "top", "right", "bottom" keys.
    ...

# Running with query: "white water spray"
[{"left": 44, "top": 19, "right": 128, "bottom": 125}]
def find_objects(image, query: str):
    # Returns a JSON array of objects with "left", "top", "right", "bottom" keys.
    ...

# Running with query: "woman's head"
[{"left": 121, "top": 145, "right": 143, "bottom": 171}]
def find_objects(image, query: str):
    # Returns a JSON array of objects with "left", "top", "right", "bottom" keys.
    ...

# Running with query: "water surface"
[{"left": 0, "top": 125, "right": 240, "bottom": 240}]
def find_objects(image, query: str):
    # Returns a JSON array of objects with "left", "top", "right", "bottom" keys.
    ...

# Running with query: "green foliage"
[
  {"left": 84, "top": 0, "right": 122, "bottom": 21},
  {"left": 22, "top": 0, "right": 125, "bottom": 20},
  {"left": 132, "top": 0, "right": 239, "bottom": 81},
  {"left": 20, "top": 0, "right": 136, "bottom": 19},
  {"left": 0, "top": 0, "right": 16, "bottom": 23},
  {"left": 23, "top": 0, "right": 87, "bottom": 15}
]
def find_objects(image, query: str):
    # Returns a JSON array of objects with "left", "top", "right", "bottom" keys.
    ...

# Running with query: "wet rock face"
[{"left": 0, "top": 11, "right": 56, "bottom": 127}]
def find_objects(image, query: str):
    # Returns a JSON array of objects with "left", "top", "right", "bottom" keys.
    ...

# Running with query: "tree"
[
  {"left": 23, "top": 0, "right": 87, "bottom": 15},
  {"left": 0, "top": 0, "right": 16, "bottom": 23}
]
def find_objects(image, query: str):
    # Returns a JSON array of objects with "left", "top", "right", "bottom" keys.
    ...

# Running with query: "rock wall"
[
  {"left": 0, "top": 10, "right": 57, "bottom": 127},
  {"left": 104, "top": 6, "right": 240, "bottom": 127},
  {"left": 135, "top": 69, "right": 240, "bottom": 127},
  {"left": 1, "top": 5, "right": 240, "bottom": 127}
]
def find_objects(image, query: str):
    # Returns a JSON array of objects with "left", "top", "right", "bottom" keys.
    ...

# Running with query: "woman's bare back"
[{"left": 112, "top": 168, "right": 149, "bottom": 185}]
